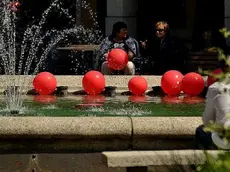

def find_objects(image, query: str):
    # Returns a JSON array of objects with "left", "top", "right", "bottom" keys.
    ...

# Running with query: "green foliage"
[
  {"left": 195, "top": 27, "right": 230, "bottom": 171},
  {"left": 219, "top": 28, "right": 230, "bottom": 39},
  {"left": 196, "top": 152, "right": 230, "bottom": 172}
]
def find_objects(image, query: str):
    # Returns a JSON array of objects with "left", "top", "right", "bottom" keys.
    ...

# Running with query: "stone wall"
[{"left": 0, "top": 116, "right": 202, "bottom": 171}]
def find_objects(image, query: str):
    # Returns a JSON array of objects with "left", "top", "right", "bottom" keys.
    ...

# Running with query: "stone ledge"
[
  {"left": 0, "top": 75, "right": 161, "bottom": 88},
  {"left": 0, "top": 75, "right": 208, "bottom": 93},
  {"left": 0, "top": 117, "right": 201, "bottom": 139},
  {"left": 57, "top": 44, "right": 99, "bottom": 51},
  {"left": 132, "top": 117, "right": 202, "bottom": 137},
  {"left": 0, "top": 117, "right": 132, "bottom": 139},
  {"left": 102, "top": 150, "right": 221, "bottom": 167},
  {"left": 0, "top": 75, "right": 162, "bottom": 93},
  {"left": 0, "top": 117, "right": 202, "bottom": 151}
]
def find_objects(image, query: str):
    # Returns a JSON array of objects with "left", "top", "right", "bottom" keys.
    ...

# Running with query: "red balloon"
[
  {"left": 128, "top": 76, "right": 148, "bottom": 95},
  {"left": 107, "top": 48, "right": 128, "bottom": 70},
  {"left": 207, "top": 68, "right": 223, "bottom": 87},
  {"left": 33, "top": 72, "right": 57, "bottom": 95},
  {"left": 182, "top": 72, "right": 205, "bottom": 96},
  {"left": 82, "top": 70, "right": 105, "bottom": 95},
  {"left": 161, "top": 70, "right": 183, "bottom": 96}
]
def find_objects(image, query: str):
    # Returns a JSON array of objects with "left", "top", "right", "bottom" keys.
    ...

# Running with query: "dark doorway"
[
  {"left": 192, "top": 0, "right": 225, "bottom": 51},
  {"left": 137, "top": 0, "right": 225, "bottom": 51},
  {"left": 137, "top": 0, "right": 187, "bottom": 40},
  {"left": 96, "top": 0, "right": 106, "bottom": 36}
]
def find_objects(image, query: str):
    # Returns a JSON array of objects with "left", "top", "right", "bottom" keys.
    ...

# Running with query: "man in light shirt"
[{"left": 196, "top": 58, "right": 230, "bottom": 149}]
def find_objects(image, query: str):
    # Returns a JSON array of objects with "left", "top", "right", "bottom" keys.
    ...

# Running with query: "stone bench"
[
  {"left": 187, "top": 51, "right": 219, "bottom": 72},
  {"left": 102, "top": 150, "right": 221, "bottom": 172},
  {"left": 55, "top": 44, "right": 99, "bottom": 75},
  {"left": 56, "top": 44, "right": 99, "bottom": 51}
]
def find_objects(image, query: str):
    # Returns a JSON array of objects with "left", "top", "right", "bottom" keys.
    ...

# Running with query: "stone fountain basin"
[
  {"left": 0, "top": 116, "right": 202, "bottom": 172},
  {"left": 0, "top": 75, "right": 205, "bottom": 171},
  {"left": 0, "top": 116, "right": 202, "bottom": 152},
  {"left": 0, "top": 75, "right": 203, "bottom": 152}
]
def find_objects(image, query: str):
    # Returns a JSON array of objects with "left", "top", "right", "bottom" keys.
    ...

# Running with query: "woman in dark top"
[{"left": 141, "top": 21, "right": 188, "bottom": 75}]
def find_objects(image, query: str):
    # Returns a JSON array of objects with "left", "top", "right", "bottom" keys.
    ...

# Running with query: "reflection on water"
[{"left": 0, "top": 95, "right": 205, "bottom": 117}]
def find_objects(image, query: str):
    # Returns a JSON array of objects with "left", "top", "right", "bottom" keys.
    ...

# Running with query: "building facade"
[
  {"left": 18, "top": 0, "right": 230, "bottom": 51},
  {"left": 80, "top": 0, "right": 229, "bottom": 51}
]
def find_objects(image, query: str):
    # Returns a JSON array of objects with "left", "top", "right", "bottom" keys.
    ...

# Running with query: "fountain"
[
  {"left": 0, "top": 1, "right": 205, "bottom": 171},
  {"left": 0, "top": 0, "right": 102, "bottom": 114}
]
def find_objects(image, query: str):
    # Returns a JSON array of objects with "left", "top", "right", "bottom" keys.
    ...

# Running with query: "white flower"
[
  {"left": 224, "top": 120, "right": 230, "bottom": 130},
  {"left": 212, "top": 133, "right": 230, "bottom": 150}
]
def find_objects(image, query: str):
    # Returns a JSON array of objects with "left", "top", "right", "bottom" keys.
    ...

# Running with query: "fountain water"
[{"left": 0, "top": 0, "right": 102, "bottom": 114}]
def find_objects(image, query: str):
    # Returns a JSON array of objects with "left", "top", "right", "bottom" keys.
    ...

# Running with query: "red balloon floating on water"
[
  {"left": 161, "top": 70, "right": 183, "bottom": 96},
  {"left": 182, "top": 72, "right": 205, "bottom": 96},
  {"left": 107, "top": 48, "right": 128, "bottom": 70},
  {"left": 82, "top": 70, "right": 105, "bottom": 95},
  {"left": 207, "top": 68, "right": 223, "bottom": 87},
  {"left": 33, "top": 72, "right": 57, "bottom": 95},
  {"left": 128, "top": 76, "right": 148, "bottom": 95}
]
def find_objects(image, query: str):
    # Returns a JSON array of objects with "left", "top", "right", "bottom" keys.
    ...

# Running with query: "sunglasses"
[{"left": 156, "top": 29, "right": 164, "bottom": 32}]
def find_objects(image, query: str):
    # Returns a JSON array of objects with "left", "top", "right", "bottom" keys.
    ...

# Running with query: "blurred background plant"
[
  {"left": 203, "top": 29, "right": 213, "bottom": 51},
  {"left": 195, "top": 27, "right": 230, "bottom": 171},
  {"left": 198, "top": 28, "right": 230, "bottom": 82},
  {"left": 195, "top": 151, "right": 230, "bottom": 171}
]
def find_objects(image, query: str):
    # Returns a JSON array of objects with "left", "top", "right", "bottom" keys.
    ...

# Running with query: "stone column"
[
  {"left": 105, "top": 0, "right": 138, "bottom": 38},
  {"left": 225, "top": 0, "right": 230, "bottom": 46}
]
